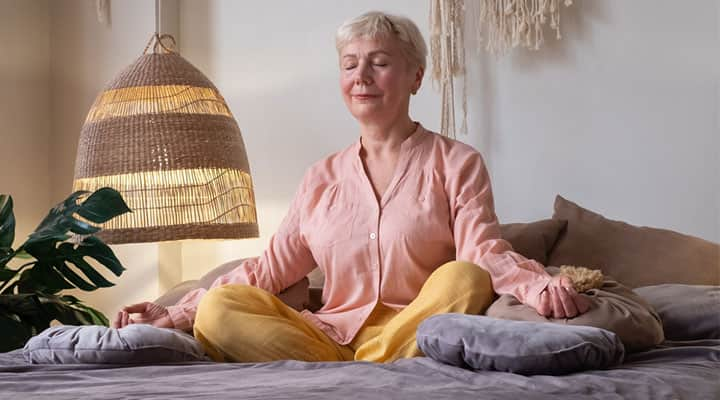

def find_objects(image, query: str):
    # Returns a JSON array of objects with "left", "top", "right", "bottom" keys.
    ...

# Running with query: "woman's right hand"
[{"left": 112, "top": 302, "right": 173, "bottom": 329}]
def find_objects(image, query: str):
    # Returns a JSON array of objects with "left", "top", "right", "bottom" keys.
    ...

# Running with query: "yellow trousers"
[{"left": 193, "top": 260, "right": 494, "bottom": 363}]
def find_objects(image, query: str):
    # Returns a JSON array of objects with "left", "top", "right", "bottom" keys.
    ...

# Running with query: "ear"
[{"left": 412, "top": 66, "right": 425, "bottom": 94}]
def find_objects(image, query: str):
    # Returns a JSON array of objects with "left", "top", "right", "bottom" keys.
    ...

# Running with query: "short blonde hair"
[{"left": 335, "top": 11, "right": 427, "bottom": 72}]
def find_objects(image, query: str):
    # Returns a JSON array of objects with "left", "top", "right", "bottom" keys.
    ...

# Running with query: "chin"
[{"left": 350, "top": 109, "right": 385, "bottom": 122}]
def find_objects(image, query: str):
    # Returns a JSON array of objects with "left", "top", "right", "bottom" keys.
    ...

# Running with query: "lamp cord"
[
  {"left": 155, "top": 0, "right": 160, "bottom": 35},
  {"left": 142, "top": 0, "right": 176, "bottom": 55}
]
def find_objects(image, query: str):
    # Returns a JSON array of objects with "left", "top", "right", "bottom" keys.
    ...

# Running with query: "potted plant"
[{"left": 0, "top": 187, "right": 131, "bottom": 352}]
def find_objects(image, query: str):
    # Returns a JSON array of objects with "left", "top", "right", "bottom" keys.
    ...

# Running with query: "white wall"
[
  {"left": 0, "top": 0, "right": 51, "bottom": 242},
  {"left": 466, "top": 0, "right": 719, "bottom": 242}
]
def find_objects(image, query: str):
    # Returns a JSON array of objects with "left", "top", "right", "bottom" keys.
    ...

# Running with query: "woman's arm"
[
  {"left": 161, "top": 176, "right": 317, "bottom": 331},
  {"left": 450, "top": 151, "right": 588, "bottom": 318}
]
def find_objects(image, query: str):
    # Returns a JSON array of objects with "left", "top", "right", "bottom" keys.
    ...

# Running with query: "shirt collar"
[{"left": 352, "top": 121, "right": 429, "bottom": 159}]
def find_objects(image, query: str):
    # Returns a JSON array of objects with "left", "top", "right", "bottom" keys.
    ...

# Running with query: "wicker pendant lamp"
[{"left": 72, "top": 33, "right": 258, "bottom": 244}]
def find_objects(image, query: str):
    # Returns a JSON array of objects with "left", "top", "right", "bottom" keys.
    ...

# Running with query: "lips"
[{"left": 352, "top": 94, "right": 380, "bottom": 100}]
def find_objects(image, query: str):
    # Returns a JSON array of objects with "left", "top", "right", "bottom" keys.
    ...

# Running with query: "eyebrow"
[{"left": 342, "top": 50, "right": 391, "bottom": 59}]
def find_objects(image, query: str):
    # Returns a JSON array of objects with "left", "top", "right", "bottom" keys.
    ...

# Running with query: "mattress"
[{"left": 1, "top": 339, "right": 718, "bottom": 399}]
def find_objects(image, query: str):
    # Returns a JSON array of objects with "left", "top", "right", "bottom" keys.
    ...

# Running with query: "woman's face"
[{"left": 339, "top": 36, "right": 422, "bottom": 125}]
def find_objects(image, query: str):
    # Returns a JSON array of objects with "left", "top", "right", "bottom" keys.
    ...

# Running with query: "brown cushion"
[
  {"left": 486, "top": 267, "right": 664, "bottom": 352},
  {"left": 500, "top": 219, "right": 568, "bottom": 265},
  {"left": 547, "top": 195, "right": 720, "bottom": 288}
]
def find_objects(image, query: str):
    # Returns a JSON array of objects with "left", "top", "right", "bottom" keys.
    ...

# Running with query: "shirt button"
[{"left": 369, "top": 232, "right": 377, "bottom": 240}]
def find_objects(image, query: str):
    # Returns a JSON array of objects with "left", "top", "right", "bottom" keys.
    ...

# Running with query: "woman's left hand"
[{"left": 532, "top": 275, "right": 591, "bottom": 319}]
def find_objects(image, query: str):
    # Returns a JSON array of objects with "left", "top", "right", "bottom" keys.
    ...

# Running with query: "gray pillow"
[
  {"left": 23, "top": 324, "right": 209, "bottom": 364},
  {"left": 417, "top": 314, "right": 625, "bottom": 375},
  {"left": 634, "top": 284, "right": 720, "bottom": 340}
]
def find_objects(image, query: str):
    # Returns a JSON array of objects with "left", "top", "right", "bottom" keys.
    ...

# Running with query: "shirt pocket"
[
  {"left": 306, "top": 185, "right": 357, "bottom": 248},
  {"left": 396, "top": 169, "right": 452, "bottom": 244}
]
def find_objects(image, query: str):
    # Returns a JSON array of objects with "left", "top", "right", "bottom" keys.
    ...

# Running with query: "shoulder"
[
  {"left": 306, "top": 143, "right": 355, "bottom": 181},
  {"left": 297, "top": 142, "right": 357, "bottom": 194},
  {"left": 422, "top": 128, "right": 488, "bottom": 174},
  {"left": 420, "top": 129, "right": 493, "bottom": 206}
]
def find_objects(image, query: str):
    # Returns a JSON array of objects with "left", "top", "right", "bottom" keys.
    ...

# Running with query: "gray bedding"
[{"left": 1, "top": 340, "right": 718, "bottom": 399}]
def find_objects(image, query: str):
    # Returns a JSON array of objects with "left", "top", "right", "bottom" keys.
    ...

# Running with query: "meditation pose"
[{"left": 113, "top": 11, "right": 590, "bottom": 363}]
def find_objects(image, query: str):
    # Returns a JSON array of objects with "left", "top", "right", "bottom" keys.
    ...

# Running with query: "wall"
[
  {"left": 465, "top": 0, "right": 719, "bottom": 242},
  {"left": 0, "top": 0, "right": 51, "bottom": 243}
]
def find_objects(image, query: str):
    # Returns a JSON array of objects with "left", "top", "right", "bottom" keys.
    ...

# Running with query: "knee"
[
  {"left": 195, "top": 284, "right": 268, "bottom": 332},
  {"left": 198, "top": 283, "right": 258, "bottom": 311},
  {"left": 429, "top": 260, "right": 492, "bottom": 293},
  {"left": 421, "top": 261, "right": 495, "bottom": 314}
]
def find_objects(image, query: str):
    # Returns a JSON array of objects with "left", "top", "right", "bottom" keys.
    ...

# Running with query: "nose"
[{"left": 353, "top": 62, "right": 372, "bottom": 86}]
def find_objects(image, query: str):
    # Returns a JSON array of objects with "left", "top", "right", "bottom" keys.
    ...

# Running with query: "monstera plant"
[{"left": 0, "top": 188, "right": 131, "bottom": 352}]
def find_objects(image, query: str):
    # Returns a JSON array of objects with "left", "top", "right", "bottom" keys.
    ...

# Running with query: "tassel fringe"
[{"left": 429, "top": 0, "right": 572, "bottom": 138}]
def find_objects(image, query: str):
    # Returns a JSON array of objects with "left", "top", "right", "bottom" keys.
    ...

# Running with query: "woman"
[{"left": 113, "top": 11, "right": 589, "bottom": 363}]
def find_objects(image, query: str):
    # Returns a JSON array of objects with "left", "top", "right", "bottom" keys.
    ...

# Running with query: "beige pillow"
[
  {"left": 155, "top": 258, "right": 310, "bottom": 311},
  {"left": 486, "top": 267, "right": 664, "bottom": 352},
  {"left": 500, "top": 219, "right": 567, "bottom": 265},
  {"left": 548, "top": 195, "right": 720, "bottom": 288}
]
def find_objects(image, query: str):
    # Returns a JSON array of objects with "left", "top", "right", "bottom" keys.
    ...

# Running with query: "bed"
[
  {"left": 1, "top": 339, "right": 719, "bottom": 399},
  {"left": 1, "top": 196, "right": 718, "bottom": 399}
]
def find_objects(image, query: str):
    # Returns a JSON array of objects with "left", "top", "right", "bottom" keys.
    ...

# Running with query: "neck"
[{"left": 359, "top": 116, "right": 417, "bottom": 159}]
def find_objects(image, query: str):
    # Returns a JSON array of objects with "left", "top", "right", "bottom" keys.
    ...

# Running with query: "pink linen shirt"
[{"left": 166, "top": 123, "right": 552, "bottom": 345}]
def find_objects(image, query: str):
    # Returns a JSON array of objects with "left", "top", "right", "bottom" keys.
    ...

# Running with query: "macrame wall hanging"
[
  {"left": 430, "top": 0, "right": 573, "bottom": 138},
  {"left": 96, "top": 0, "right": 110, "bottom": 26},
  {"left": 429, "top": 0, "right": 466, "bottom": 140}
]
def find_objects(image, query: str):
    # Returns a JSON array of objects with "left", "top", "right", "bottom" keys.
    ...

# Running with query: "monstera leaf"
[
  {"left": 0, "top": 195, "right": 15, "bottom": 268},
  {"left": 26, "top": 187, "right": 129, "bottom": 247},
  {"left": 0, "top": 188, "right": 130, "bottom": 352},
  {"left": 4, "top": 188, "right": 130, "bottom": 295}
]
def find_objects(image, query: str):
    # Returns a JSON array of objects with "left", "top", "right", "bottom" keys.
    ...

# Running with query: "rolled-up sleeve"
[
  {"left": 450, "top": 151, "right": 551, "bottom": 306},
  {"left": 165, "top": 174, "right": 317, "bottom": 331}
]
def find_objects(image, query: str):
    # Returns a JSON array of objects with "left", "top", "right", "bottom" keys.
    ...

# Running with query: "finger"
[
  {"left": 550, "top": 286, "right": 565, "bottom": 319},
  {"left": 538, "top": 291, "right": 552, "bottom": 317},
  {"left": 558, "top": 276, "right": 574, "bottom": 289},
  {"left": 121, "top": 311, "right": 129, "bottom": 328},
  {"left": 122, "top": 302, "right": 150, "bottom": 313},
  {"left": 562, "top": 284, "right": 591, "bottom": 314},
  {"left": 574, "top": 293, "right": 592, "bottom": 314},
  {"left": 133, "top": 315, "right": 154, "bottom": 324},
  {"left": 112, "top": 311, "right": 122, "bottom": 329},
  {"left": 557, "top": 286, "right": 578, "bottom": 318}
]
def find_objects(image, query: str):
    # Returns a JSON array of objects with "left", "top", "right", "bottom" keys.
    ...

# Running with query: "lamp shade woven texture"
[{"left": 73, "top": 47, "right": 258, "bottom": 244}]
